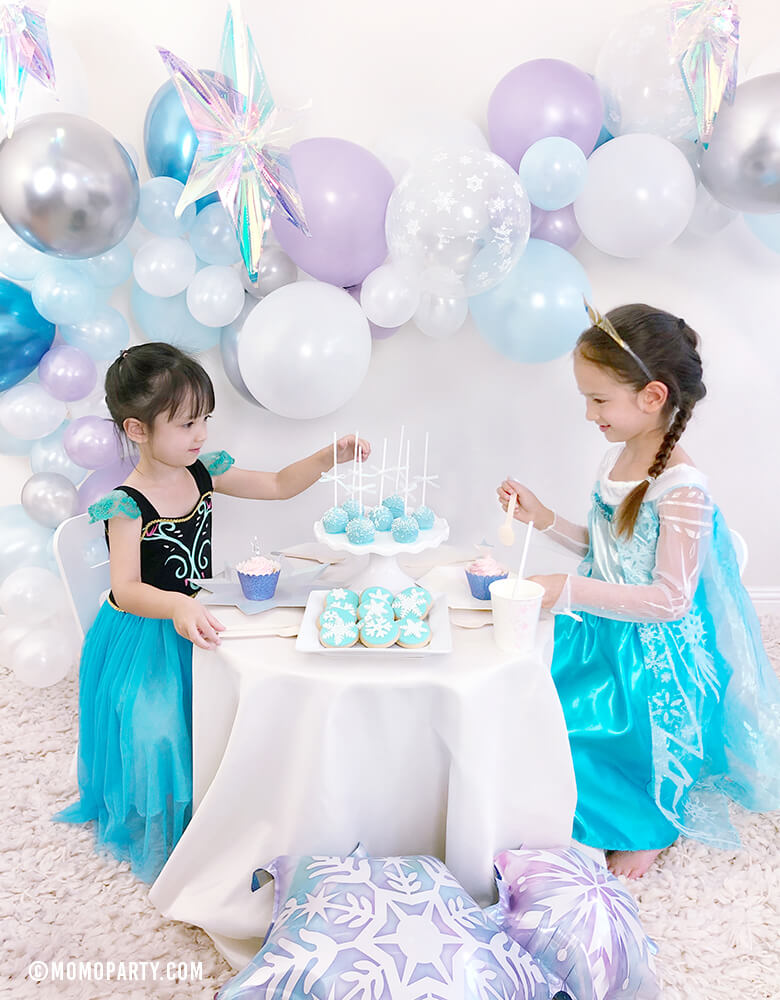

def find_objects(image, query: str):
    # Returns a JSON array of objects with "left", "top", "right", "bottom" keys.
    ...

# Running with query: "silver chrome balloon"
[
  {"left": 21, "top": 471, "right": 80, "bottom": 528},
  {"left": 700, "top": 73, "right": 780, "bottom": 213},
  {"left": 0, "top": 113, "right": 140, "bottom": 258},
  {"left": 219, "top": 296, "right": 265, "bottom": 408},
  {"left": 240, "top": 247, "right": 298, "bottom": 299}
]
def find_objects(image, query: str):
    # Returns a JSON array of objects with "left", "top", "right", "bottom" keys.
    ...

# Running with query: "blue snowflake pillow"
[
  {"left": 491, "top": 847, "right": 660, "bottom": 1000},
  {"left": 216, "top": 851, "right": 550, "bottom": 1000}
]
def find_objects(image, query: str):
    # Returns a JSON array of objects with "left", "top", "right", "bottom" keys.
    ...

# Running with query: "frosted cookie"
[
  {"left": 392, "top": 585, "right": 433, "bottom": 620},
  {"left": 391, "top": 515, "right": 419, "bottom": 543},
  {"left": 359, "top": 616, "right": 400, "bottom": 648},
  {"left": 360, "top": 586, "right": 394, "bottom": 606},
  {"left": 317, "top": 606, "right": 356, "bottom": 630},
  {"left": 397, "top": 616, "right": 432, "bottom": 649},
  {"left": 319, "top": 618, "right": 359, "bottom": 648},
  {"left": 342, "top": 498, "right": 362, "bottom": 520},
  {"left": 322, "top": 506, "right": 348, "bottom": 533},
  {"left": 357, "top": 597, "right": 395, "bottom": 620},
  {"left": 382, "top": 494, "right": 405, "bottom": 518},
  {"left": 369, "top": 506, "right": 393, "bottom": 531},
  {"left": 325, "top": 588, "right": 359, "bottom": 609},
  {"left": 346, "top": 516, "right": 375, "bottom": 545},
  {"left": 413, "top": 505, "right": 435, "bottom": 530}
]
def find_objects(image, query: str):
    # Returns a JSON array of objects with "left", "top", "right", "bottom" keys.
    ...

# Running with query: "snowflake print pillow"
[
  {"left": 216, "top": 852, "right": 550, "bottom": 1000},
  {"left": 491, "top": 847, "right": 660, "bottom": 1000}
]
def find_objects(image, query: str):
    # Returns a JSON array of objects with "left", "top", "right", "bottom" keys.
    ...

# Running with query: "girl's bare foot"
[{"left": 606, "top": 848, "right": 663, "bottom": 879}]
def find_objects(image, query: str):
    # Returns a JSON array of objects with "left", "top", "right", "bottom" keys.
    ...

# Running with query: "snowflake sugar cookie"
[{"left": 392, "top": 586, "right": 432, "bottom": 620}]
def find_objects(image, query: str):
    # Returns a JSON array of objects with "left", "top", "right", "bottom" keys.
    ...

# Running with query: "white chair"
[
  {"left": 730, "top": 528, "right": 748, "bottom": 578},
  {"left": 53, "top": 513, "right": 111, "bottom": 641}
]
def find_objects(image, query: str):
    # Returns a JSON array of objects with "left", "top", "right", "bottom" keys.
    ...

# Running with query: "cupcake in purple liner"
[
  {"left": 236, "top": 555, "right": 281, "bottom": 600},
  {"left": 465, "top": 555, "right": 508, "bottom": 601}
]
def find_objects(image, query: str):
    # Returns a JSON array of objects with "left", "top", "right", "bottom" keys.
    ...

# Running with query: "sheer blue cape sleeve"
[
  {"left": 87, "top": 489, "right": 142, "bottom": 523},
  {"left": 200, "top": 450, "right": 235, "bottom": 476}
]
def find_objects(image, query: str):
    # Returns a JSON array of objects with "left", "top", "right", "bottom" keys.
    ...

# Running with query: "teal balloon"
[
  {"left": 130, "top": 282, "right": 220, "bottom": 352},
  {"left": 744, "top": 213, "right": 780, "bottom": 253},
  {"left": 469, "top": 238, "right": 592, "bottom": 363},
  {"left": 0, "top": 504, "right": 54, "bottom": 583},
  {"left": 0, "top": 277, "right": 56, "bottom": 390},
  {"left": 143, "top": 79, "right": 219, "bottom": 212}
]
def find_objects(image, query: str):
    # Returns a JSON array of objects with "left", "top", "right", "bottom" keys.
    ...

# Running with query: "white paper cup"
[{"left": 489, "top": 577, "right": 544, "bottom": 654}]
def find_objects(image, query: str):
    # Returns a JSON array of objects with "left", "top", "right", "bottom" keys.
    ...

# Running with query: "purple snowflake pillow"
[
  {"left": 216, "top": 851, "right": 550, "bottom": 1000},
  {"left": 491, "top": 847, "right": 660, "bottom": 1000}
]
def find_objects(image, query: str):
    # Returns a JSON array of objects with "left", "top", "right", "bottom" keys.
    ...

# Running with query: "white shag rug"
[{"left": 3, "top": 619, "right": 780, "bottom": 1000}]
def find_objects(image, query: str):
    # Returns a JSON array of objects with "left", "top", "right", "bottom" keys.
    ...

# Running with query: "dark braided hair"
[
  {"left": 576, "top": 305, "right": 706, "bottom": 538},
  {"left": 105, "top": 343, "right": 215, "bottom": 451}
]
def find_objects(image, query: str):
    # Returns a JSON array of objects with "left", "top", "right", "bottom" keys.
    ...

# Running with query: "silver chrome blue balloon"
[{"left": 0, "top": 114, "right": 140, "bottom": 258}]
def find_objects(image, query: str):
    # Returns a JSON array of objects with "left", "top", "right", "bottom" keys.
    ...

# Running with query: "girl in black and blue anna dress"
[{"left": 54, "top": 343, "right": 369, "bottom": 883}]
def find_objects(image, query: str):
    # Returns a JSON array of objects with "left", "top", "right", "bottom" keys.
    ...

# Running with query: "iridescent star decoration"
[
  {"left": 0, "top": 1, "right": 56, "bottom": 138},
  {"left": 669, "top": 0, "right": 740, "bottom": 145},
  {"left": 157, "top": 1, "right": 308, "bottom": 280}
]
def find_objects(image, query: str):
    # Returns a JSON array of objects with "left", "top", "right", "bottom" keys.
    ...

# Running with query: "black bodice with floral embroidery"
[{"left": 104, "top": 459, "right": 214, "bottom": 604}]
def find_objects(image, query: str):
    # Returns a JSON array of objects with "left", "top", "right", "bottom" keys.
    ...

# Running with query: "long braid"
[{"left": 615, "top": 399, "right": 694, "bottom": 538}]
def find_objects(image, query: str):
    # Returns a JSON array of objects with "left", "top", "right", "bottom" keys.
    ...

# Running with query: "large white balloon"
[
  {"left": 10, "top": 626, "right": 76, "bottom": 688},
  {"left": 237, "top": 282, "right": 372, "bottom": 419},
  {"left": 0, "top": 566, "right": 67, "bottom": 625},
  {"left": 574, "top": 134, "right": 696, "bottom": 257},
  {"left": 0, "top": 383, "right": 67, "bottom": 440}
]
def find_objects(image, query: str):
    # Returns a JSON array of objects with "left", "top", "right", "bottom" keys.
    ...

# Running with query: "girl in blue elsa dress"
[
  {"left": 54, "top": 342, "right": 369, "bottom": 883},
  {"left": 498, "top": 302, "right": 780, "bottom": 879}
]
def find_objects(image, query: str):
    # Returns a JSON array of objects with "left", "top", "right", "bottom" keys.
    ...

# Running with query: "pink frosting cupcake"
[
  {"left": 236, "top": 555, "right": 281, "bottom": 601},
  {"left": 465, "top": 555, "right": 509, "bottom": 601}
]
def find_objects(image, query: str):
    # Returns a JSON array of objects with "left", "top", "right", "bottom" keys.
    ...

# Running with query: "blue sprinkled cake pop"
[
  {"left": 322, "top": 506, "right": 348, "bottom": 533},
  {"left": 382, "top": 494, "right": 405, "bottom": 518},
  {"left": 413, "top": 505, "right": 435, "bottom": 529},
  {"left": 346, "top": 516, "right": 375, "bottom": 545},
  {"left": 370, "top": 505, "right": 393, "bottom": 531},
  {"left": 391, "top": 515, "right": 419, "bottom": 543},
  {"left": 342, "top": 497, "right": 362, "bottom": 520}
]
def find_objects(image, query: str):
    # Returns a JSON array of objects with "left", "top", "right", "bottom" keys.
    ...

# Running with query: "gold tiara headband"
[{"left": 583, "top": 298, "right": 653, "bottom": 382}]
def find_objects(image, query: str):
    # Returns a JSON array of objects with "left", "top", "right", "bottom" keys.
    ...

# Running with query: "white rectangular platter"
[{"left": 296, "top": 589, "right": 452, "bottom": 656}]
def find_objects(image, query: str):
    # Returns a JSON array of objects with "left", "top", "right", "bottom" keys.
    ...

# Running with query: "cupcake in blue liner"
[
  {"left": 236, "top": 555, "right": 281, "bottom": 600},
  {"left": 465, "top": 555, "right": 508, "bottom": 601}
]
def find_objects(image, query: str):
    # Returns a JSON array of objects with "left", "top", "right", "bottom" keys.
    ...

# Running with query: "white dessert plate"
[
  {"left": 295, "top": 589, "right": 452, "bottom": 656},
  {"left": 415, "top": 564, "right": 495, "bottom": 611}
]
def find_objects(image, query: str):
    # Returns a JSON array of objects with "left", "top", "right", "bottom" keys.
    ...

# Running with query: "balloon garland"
[{"left": 1, "top": 0, "right": 779, "bottom": 687}]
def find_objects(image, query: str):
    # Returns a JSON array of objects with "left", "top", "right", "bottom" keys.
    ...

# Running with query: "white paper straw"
[
  {"left": 332, "top": 432, "right": 338, "bottom": 508},
  {"left": 513, "top": 520, "right": 534, "bottom": 597},
  {"left": 379, "top": 438, "right": 387, "bottom": 504},
  {"left": 421, "top": 431, "right": 429, "bottom": 507},
  {"left": 395, "top": 424, "right": 405, "bottom": 492}
]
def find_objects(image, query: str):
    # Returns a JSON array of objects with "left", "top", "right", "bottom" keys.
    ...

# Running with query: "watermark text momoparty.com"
[{"left": 28, "top": 960, "right": 203, "bottom": 984}]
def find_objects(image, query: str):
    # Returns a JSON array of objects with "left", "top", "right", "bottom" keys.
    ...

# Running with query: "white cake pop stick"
[
  {"left": 404, "top": 440, "right": 410, "bottom": 515},
  {"left": 351, "top": 429, "right": 358, "bottom": 498},
  {"left": 378, "top": 438, "right": 388, "bottom": 504},
  {"left": 395, "top": 424, "right": 405, "bottom": 493},
  {"left": 332, "top": 432, "right": 338, "bottom": 508},
  {"left": 421, "top": 431, "right": 429, "bottom": 508}
]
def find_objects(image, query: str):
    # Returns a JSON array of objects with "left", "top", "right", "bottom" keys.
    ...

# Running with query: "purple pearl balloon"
[
  {"left": 346, "top": 284, "right": 401, "bottom": 340},
  {"left": 77, "top": 456, "right": 137, "bottom": 512},
  {"left": 488, "top": 58, "right": 603, "bottom": 169},
  {"left": 530, "top": 204, "right": 581, "bottom": 250},
  {"left": 38, "top": 344, "right": 98, "bottom": 402},
  {"left": 64, "top": 416, "right": 120, "bottom": 470},
  {"left": 272, "top": 138, "right": 395, "bottom": 288}
]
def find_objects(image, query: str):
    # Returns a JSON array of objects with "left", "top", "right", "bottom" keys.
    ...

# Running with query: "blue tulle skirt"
[
  {"left": 551, "top": 518, "right": 780, "bottom": 853},
  {"left": 53, "top": 601, "right": 193, "bottom": 883}
]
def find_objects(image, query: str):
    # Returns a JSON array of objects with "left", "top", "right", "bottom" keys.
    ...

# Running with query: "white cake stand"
[{"left": 313, "top": 517, "right": 450, "bottom": 592}]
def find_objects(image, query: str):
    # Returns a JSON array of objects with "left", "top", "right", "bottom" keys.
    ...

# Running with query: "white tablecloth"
[{"left": 149, "top": 595, "right": 576, "bottom": 971}]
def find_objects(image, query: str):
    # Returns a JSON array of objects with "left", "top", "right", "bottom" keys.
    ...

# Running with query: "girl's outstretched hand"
[
  {"left": 528, "top": 573, "right": 567, "bottom": 609},
  {"left": 496, "top": 479, "right": 554, "bottom": 530},
  {"left": 172, "top": 597, "right": 225, "bottom": 650},
  {"left": 336, "top": 435, "right": 371, "bottom": 464}
]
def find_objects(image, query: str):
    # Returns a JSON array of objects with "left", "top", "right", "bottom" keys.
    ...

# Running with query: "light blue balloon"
[
  {"left": 518, "top": 137, "right": 588, "bottom": 211},
  {"left": 138, "top": 177, "right": 197, "bottom": 237},
  {"left": 744, "top": 213, "right": 780, "bottom": 253},
  {"left": 0, "top": 423, "right": 35, "bottom": 456},
  {"left": 189, "top": 202, "right": 241, "bottom": 265},
  {"left": 60, "top": 306, "right": 130, "bottom": 360},
  {"left": 130, "top": 282, "right": 221, "bottom": 352},
  {"left": 0, "top": 226, "right": 48, "bottom": 280},
  {"left": 31, "top": 424, "right": 88, "bottom": 485},
  {"left": 0, "top": 504, "right": 54, "bottom": 583},
  {"left": 80, "top": 243, "right": 134, "bottom": 287},
  {"left": 469, "top": 238, "right": 592, "bottom": 363},
  {"left": 31, "top": 263, "right": 97, "bottom": 325}
]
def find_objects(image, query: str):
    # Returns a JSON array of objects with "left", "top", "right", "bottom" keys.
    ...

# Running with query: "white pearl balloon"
[
  {"left": 186, "top": 265, "right": 245, "bottom": 327},
  {"left": 0, "top": 566, "right": 67, "bottom": 625},
  {"left": 0, "top": 384, "right": 68, "bottom": 440},
  {"left": 133, "top": 237, "right": 196, "bottom": 298}
]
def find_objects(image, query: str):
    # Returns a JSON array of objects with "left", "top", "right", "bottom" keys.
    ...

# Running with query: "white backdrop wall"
[{"left": 1, "top": 0, "right": 779, "bottom": 595}]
